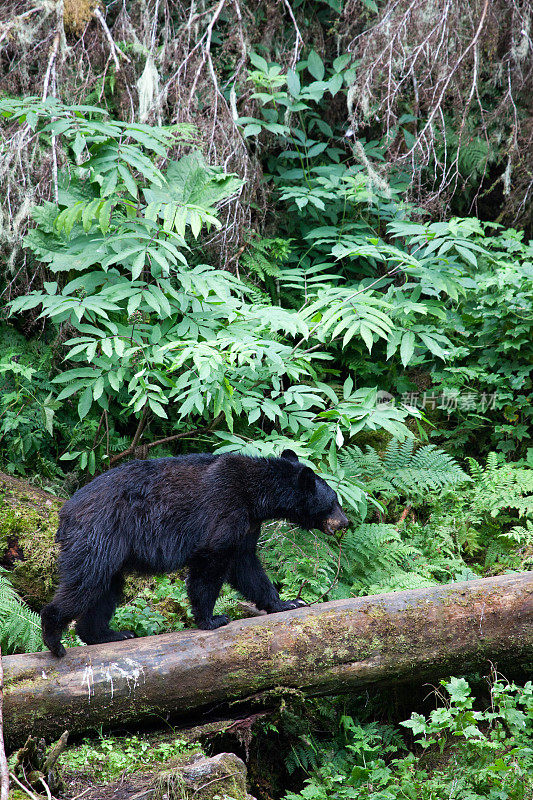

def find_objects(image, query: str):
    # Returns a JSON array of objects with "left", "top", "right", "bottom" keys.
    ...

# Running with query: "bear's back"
[{"left": 57, "top": 455, "right": 221, "bottom": 536}]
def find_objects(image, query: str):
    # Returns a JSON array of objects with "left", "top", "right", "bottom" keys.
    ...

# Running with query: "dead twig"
[
  {"left": 279, "top": 0, "right": 304, "bottom": 67},
  {"left": 0, "top": 7, "right": 41, "bottom": 46},
  {"left": 396, "top": 504, "right": 413, "bottom": 527},
  {"left": 403, "top": 0, "right": 490, "bottom": 161},
  {"left": 8, "top": 772, "right": 39, "bottom": 800},
  {"left": 42, "top": 31, "right": 60, "bottom": 101},
  {"left": 343, "top": 0, "right": 531, "bottom": 221},
  {"left": 38, "top": 776, "right": 52, "bottom": 800},
  {"left": 94, "top": 6, "right": 132, "bottom": 71},
  {"left": 188, "top": 0, "right": 228, "bottom": 103},
  {"left": 42, "top": 30, "right": 61, "bottom": 204},
  {"left": 108, "top": 412, "right": 224, "bottom": 467},
  {"left": 296, "top": 532, "right": 346, "bottom": 604}
]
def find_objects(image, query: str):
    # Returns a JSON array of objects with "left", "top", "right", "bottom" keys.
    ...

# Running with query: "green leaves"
[
  {"left": 78, "top": 385, "right": 94, "bottom": 420},
  {"left": 286, "top": 68, "right": 301, "bottom": 98},
  {"left": 386, "top": 326, "right": 451, "bottom": 364},
  {"left": 144, "top": 151, "right": 242, "bottom": 237},
  {"left": 285, "top": 675, "right": 533, "bottom": 800},
  {"left": 5, "top": 92, "right": 469, "bottom": 482},
  {"left": 307, "top": 51, "right": 325, "bottom": 81},
  {"left": 389, "top": 218, "right": 489, "bottom": 273},
  {"left": 304, "top": 287, "right": 394, "bottom": 351},
  {"left": 400, "top": 331, "right": 416, "bottom": 366}
]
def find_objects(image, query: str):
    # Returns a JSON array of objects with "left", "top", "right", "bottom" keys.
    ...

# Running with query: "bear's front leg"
[
  {"left": 229, "top": 550, "right": 306, "bottom": 614},
  {"left": 186, "top": 555, "right": 230, "bottom": 630}
]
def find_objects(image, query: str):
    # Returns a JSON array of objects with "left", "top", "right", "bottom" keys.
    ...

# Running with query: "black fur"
[{"left": 41, "top": 450, "right": 349, "bottom": 657}]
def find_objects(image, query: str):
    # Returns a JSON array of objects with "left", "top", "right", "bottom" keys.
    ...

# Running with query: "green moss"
[
  {"left": 3, "top": 669, "right": 60, "bottom": 695},
  {"left": 0, "top": 475, "right": 62, "bottom": 606},
  {"left": 233, "top": 625, "right": 275, "bottom": 657},
  {"left": 155, "top": 752, "right": 249, "bottom": 800}
]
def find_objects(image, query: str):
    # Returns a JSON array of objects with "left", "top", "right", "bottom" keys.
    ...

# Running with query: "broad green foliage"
[
  {"left": 112, "top": 575, "right": 193, "bottom": 637},
  {"left": 235, "top": 52, "right": 533, "bottom": 459},
  {"left": 4, "top": 97, "right": 419, "bottom": 510},
  {"left": 0, "top": 337, "right": 59, "bottom": 476},
  {"left": 429, "top": 224, "right": 533, "bottom": 456},
  {"left": 111, "top": 574, "right": 246, "bottom": 637},
  {"left": 285, "top": 677, "right": 533, "bottom": 800},
  {"left": 0, "top": 570, "right": 44, "bottom": 654},
  {"left": 4, "top": 84, "right": 531, "bottom": 487}
]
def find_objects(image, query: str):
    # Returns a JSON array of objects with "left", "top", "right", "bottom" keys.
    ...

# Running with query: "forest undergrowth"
[{"left": 1, "top": 0, "right": 532, "bottom": 798}]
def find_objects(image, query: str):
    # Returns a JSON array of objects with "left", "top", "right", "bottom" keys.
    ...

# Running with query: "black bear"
[{"left": 41, "top": 449, "right": 349, "bottom": 657}]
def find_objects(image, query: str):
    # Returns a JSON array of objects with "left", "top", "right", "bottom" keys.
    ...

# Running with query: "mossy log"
[{"left": 3, "top": 572, "right": 533, "bottom": 747}]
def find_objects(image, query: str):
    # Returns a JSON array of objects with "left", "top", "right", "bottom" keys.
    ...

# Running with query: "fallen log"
[{"left": 3, "top": 572, "right": 533, "bottom": 747}]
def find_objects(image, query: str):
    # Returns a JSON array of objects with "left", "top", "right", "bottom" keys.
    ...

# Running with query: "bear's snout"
[{"left": 322, "top": 511, "right": 349, "bottom": 535}]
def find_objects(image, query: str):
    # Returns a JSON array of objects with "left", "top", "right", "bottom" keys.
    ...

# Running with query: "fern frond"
[
  {"left": 340, "top": 440, "right": 469, "bottom": 502},
  {"left": 341, "top": 523, "right": 427, "bottom": 592},
  {"left": 285, "top": 739, "right": 321, "bottom": 774},
  {"left": 383, "top": 439, "right": 415, "bottom": 472},
  {"left": 0, "top": 570, "right": 44, "bottom": 654},
  {"left": 468, "top": 455, "right": 533, "bottom": 518},
  {"left": 241, "top": 232, "right": 290, "bottom": 279},
  {"left": 366, "top": 570, "right": 435, "bottom": 593}
]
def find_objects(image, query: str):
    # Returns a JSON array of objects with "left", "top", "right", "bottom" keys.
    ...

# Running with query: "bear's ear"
[
  {"left": 281, "top": 449, "right": 299, "bottom": 462},
  {"left": 298, "top": 466, "right": 316, "bottom": 492}
]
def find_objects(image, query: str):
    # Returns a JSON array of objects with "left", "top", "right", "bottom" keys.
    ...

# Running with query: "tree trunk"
[{"left": 3, "top": 572, "right": 533, "bottom": 747}]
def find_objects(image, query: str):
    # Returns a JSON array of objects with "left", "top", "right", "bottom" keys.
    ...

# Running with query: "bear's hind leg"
[
  {"left": 187, "top": 556, "right": 230, "bottom": 630},
  {"left": 41, "top": 586, "right": 82, "bottom": 658},
  {"left": 75, "top": 575, "right": 134, "bottom": 646}
]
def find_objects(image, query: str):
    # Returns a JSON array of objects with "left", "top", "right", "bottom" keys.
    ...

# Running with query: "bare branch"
[
  {"left": 94, "top": 6, "right": 132, "bottom": 71},
  {"left": 7, "top": 772, "right": 39, "bottom": 800},
  {"left": 404, "top": 0, "right": 490, "bottom": 160},
  {"left": 341, "top": 0, "right": 532, "bottom": 221},
  {"left": 42, "top": 31, "right": 60, "bottom": 101},
  {"left": 188, "top": 0, "right": 228, "bottom": 102},
  {"left": 280, "top": 0, "right": 304, "bottom": 68}
]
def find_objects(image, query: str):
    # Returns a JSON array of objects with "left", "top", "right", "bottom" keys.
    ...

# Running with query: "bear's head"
[{"left": 281, "top": 449, "right": 350, "bottom": 534}]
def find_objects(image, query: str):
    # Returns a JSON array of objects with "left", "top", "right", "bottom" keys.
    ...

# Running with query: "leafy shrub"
[
  {"left": 111, "top": 596, "right": 170, "bottom": 638},
  {"left": 284, "top": 676, "right": 533, "bottom": 800},
  {"left": 429, "top": 225, "right": 533, "bottom": 457},
  {"left": 4, "top": 97, "right": 430, "bottom": 524}
]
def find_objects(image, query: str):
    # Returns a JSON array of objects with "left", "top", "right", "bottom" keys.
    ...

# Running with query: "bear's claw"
[
  {"left": 271, "top": 598, "right": 307, "bottom": 612},
  {"left": 197, "top": 614, "right": 230, "bottom": 630}
]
